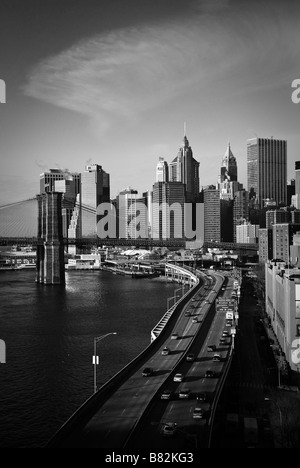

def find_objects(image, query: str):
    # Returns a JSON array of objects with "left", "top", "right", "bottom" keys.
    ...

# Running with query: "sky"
[{"left": 0, "top": 0, "right": 300, "bottom": 206}]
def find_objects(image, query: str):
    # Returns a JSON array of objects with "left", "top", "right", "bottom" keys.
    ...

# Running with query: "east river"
[{"left": 0, "top": 269, "right": 180, "bottom": 447}]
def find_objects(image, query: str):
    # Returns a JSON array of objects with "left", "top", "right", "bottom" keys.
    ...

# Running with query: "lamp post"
[{"left": 93, "top": 332, "right": 117, "bottom": 393}]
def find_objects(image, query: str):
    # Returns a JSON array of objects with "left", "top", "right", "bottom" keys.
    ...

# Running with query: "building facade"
[
  {"left": 204, "top": 186, "right": 220, "bottom": 242},
  {"left": 80, "top": 164, "right": 110, "bottom": 238},
  {"left": 168, "top": 133, "right": 200, "bottom": 203},
  {"left": 272, "top": 223, "right": 300, "bottom": 264},
  {"left": 247, "top": 137, "right": 287, "bottom": 208},
  {"left": 236, "top": 221, "right": 259, "bottom": 243},
  {"left": 152, "top": 182, "right": 185, "bottom": 240},
  {"left": 265, "top": 260, "right": 300, "bottom": 372},
  {"left": 156, "top": 157, "right": 169, "bottom": 183}
]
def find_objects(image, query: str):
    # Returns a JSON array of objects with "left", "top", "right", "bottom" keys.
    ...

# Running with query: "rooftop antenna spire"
[{"left": 184, "top": 121, "right": 186, "bottom": 137}]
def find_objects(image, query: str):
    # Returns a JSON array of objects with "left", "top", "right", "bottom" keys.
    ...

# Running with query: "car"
[
  {"left": 161, "top": 346, "right": 170, "bottom": 356},
  {"left": 173, "top": 373, "right": 183, "bottom": 382},
  {"left": 213, "top": 353, "right": 222, "bottom": 362},
  {"left": 205, "top": 369, "right": 215, "bottom": 378},
  {"left": 186, "top": 353, "right": 195, "bottom": 362},
  {"left": 219, "top": 337, "right": 227, "bottom": 344},
  {"left": 185, "top": 311, "right": 191, "bottom": 317},
  {"left": 222, "top": 331, "right": 229, "bottom": 337},
  {"left": 207, "top": 344, "right": 216, "bottom": 352},
  {"left": 193, "top": 407, "right": 204, "bottom": 419},
  {"left": 161, "top": 422, "right": 177, "bottom": 437},
  {"left": 142, "top": 367, "right": 153, "bottom": 377},
  {"left": 171, "top": 333, "right": 179, "bottom": 340},
  {"left": 192, "top": 317, "right": 198, "bottom": 323},
  {"left": 161, "top": 389, "right": 173, "bottom": 400},
  {"left": 178, "top": 388, "right": 191, "bottom": 399},
  {"left": 196, "top": 392, "right": 207, "bottom": 402}
]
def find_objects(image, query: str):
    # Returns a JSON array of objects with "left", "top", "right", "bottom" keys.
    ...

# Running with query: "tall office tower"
[
  {"left": 247, "top": 137, "right": 287, "bottom": 208},
  {"left": 40, "top": 169, "right": 80, "bottom": 195},
  {"left": 81, "top": 164, "right": 110, "bottom": 238},
  {"left": 168, "top": 132, "right": 200, "bottom": 202},
  {"left": 152, "top": 182, "right": 185, "bottom": 240},
  {"left": 233, "top": 189, "right": 249, "bottom": 242},
  {"left": 204, "top": 186, "right": 220, "bottom": 243},
  {"left": 156, "top": 157, "right": 169, "bottom": 182},
  {"left": 117, "top": 188, "right": 148, "bottom": 239}
]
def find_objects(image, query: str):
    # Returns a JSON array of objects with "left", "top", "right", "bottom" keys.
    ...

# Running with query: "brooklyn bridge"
[{"left": 0, "top": 196, "right": 258, "bottom": 284}]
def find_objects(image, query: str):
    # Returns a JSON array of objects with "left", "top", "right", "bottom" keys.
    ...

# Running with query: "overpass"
[{"left": 46, "top": 264, "right": 239, "bottom": 448}]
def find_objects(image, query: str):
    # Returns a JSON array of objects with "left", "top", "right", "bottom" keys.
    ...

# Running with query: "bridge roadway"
[{"left": 47, "top": 269, "right": 236, "bottom": 448}]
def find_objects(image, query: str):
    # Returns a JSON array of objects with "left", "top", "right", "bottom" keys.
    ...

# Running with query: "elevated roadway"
[{"left": 47, "top": 268, "right": 238, "bottom": 448}]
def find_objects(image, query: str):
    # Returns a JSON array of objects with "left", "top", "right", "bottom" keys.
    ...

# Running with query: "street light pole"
[{"left": 93, "top": 332, "right": 117, "bottom": 393}]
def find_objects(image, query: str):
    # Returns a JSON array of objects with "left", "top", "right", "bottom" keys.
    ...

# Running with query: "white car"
[{"left": 173, "top": 373, "right": 183, "bottom": 382}]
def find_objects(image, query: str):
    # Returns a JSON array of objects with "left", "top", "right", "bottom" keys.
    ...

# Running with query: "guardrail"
[{"left": 151, "top": 264, "right": 199, "bottom": 341}]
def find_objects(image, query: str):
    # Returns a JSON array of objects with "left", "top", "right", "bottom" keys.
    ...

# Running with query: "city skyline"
[{"left": 1, "top": 0, "right": 300, "bottom": 206}]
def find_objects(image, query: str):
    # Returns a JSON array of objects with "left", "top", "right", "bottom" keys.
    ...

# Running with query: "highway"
[
  {"left": 48, "top": 269, "right": 238, "bottom": 448},
  {"left": 126, "top": 273, "right": 236, "bottom": 449}
]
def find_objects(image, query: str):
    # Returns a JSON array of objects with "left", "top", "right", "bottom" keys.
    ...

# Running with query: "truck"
[{"left": 243, "top": 417, "right": 258, "bottom": 447}]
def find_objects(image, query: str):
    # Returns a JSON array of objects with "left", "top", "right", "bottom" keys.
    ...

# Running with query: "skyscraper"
[
  {"left": 204, "top": 186, "right": 220, "bottom": 242},
  {"left": 81, "top": 164, "right": 110, "bottom": 238},
  {"left": 40, "top": 169, "right": 80, "bottom": 195},
  {"left": 168, "top": 132, "right": 200, "bottom": 202},
  {"left": 117, "top": 188, "right": 148, "bottom": 239},
  {"left": 156, "top": 157, "right": 169, "bottom": 182},
  {"left": 247, "top": 137, "right": 287, "bottom": 208},
  {"left": 219, "top": 142, "right": 237, "bottom": 183},
  {"left": 152, "top": 182, "right": 185, "bottom": 240},
  {"left": 40, "top": 169, "right": 81, "bottom": 240},
  {"left": 218, "top": 142, "right": 242, "bottom": 201}
]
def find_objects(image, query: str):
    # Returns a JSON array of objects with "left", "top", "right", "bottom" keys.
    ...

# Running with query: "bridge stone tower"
[{"left": 36, "top": 192, "right": 65, "bottom": 284}]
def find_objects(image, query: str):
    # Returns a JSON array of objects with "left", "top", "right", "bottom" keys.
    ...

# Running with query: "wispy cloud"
[{"left": 23, "top": 0, "right": 300, "bottom": 133}]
